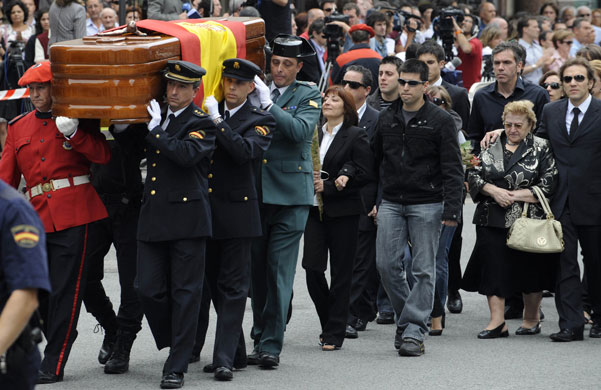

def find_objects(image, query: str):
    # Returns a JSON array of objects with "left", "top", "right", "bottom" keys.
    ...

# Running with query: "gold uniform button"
[
  {"left": 221, "top": 128, "right": 225, "bottom": 132},
  {"left": 183, "top": 197, "right": 188, "bottom": 202},
  {"left": 298, "top": 166, "right": 302, "bottom": 170},
  {"left": 155, "top": 134, "right": 160, "bottom": 138},
  {"left": 208, "top": 174, "right": 213, "bottom": 179},
  {"left": 244, "top": 196, "right": 248, "bottom": 201},
  {"left": 151, "top": 177, "right": 156, "bottom": 182},
  {"left": 150, "top": 190, "right": 156, "bottom": 195},
  {"left": 156, "top": 149, "right": 160, "bottom": 154},
  {"left": 152, "top": 163, "right": 156, "bottom": 167},
  {"left": 144, "top": 148, "right": 147, "bottom": 152},
  {"left": 263, "top": 159, "right": 267, "bottom": 164},
  {"left": 210, "top": 160, "right": 214, "bottom": 164},
  {"left": 208, "top": 188, "right": 213, "bottom": 193}
]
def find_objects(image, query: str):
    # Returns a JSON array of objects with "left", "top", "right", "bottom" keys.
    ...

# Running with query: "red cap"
[
  {"left": 18, "top": 61, "right": 52, "bottom": 87},
  {"left": 349, "top": 24, "right": 375, "bottom": 38}
]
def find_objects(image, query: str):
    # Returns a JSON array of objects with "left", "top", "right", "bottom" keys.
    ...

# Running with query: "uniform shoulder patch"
[
  {"left": 8, "top": 113, "right": 26, "bottom": 125},
  {"left": 11, "top": 224, "right": 40, "bottom": 248},
  {"left": 189, "top": 130, "right": 206, "bottom": 139},
  {"left": 193, "top": 109, "right": 206, "bottom": 118},
  {"left": 309, "top": 100, "right": 319, "bottom": 109},
  {"left": 255, "top": 125, "right": 270, "bottom": 136}
]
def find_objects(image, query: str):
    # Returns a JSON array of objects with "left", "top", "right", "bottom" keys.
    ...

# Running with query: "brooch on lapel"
[
  {"left": 255, "top": 126, "right": 270, "bottom": 136},
  {"left": 63, "top": 141, "right": 73, "bottom": 150},
  {"left": 189, "top": 130, "right": 206, "bottom": 139}
]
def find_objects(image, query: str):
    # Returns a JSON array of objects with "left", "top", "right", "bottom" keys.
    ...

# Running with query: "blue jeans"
[
  {"left": 377, "top": 244, "right": 411, "bottom": 314},
  {"left": 376, "top": 200, "right": 443, "bottom": 342}
]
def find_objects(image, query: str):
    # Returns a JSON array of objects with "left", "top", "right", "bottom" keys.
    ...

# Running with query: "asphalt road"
[{"left": 41, "top": 201, "right": 599, "bottom": 390}]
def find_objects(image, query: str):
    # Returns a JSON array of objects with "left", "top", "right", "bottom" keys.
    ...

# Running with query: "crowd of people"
[{"left": 0, "top": 0, "right": 601, "bottom": 389}]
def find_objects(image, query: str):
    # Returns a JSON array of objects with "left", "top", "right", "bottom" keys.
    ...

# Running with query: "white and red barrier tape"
[{"left": 0, "top": 88, "right": 29, "bottom": 101}]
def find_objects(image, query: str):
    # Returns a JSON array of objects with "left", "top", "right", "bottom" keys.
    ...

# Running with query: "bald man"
[
  {"left": 489, "top": 17, "right": 508, "bottom": 40},
  {"left": 100, "top": 7, "right": 117, "bottom": 30},
  {"left": 300, "top": 8, "right": 325, "bottom": 40}
]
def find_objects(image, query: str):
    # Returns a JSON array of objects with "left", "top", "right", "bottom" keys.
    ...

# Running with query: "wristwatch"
[{"left": 212, "top": 116, "right": 223, "bottom": 125}]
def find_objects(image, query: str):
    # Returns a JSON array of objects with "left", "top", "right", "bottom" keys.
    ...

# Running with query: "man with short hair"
[
  {"left": 100, "top": 7, "right": 117, "bottom": 30},
  {"left": 299, "top": 8, "right": 325, "bottom": 40},
  {"left": 367, "top": 55, "right": 402, "bottom": 111},
  {"left": 22, "top": 0, "right": 35, "bottom": 25},
  {"left": 570, "top": 18, "right": 595, "bottom": 56},
  {"left": 371, "top": 58, "right": 463, "bottom": 357},
  {"left": 468, "top": 41, "right": 549, "bottom": 152},
  {"left": 479, "top": 1, "right": 496, "bottom": 30},
  {"left": 343, "top": 2, "right": 360, "bottom": 26},
  {"left": 321, "top": 0, "right": 336, "bottom": 17},
  {"left": 518, "top": 16, "right": 552, "bottom": 84},
  {"left": 576, "top": 5, "right": 601, "bottom": 45},
  {"left": 86, "top": 0, "right": 105, "bottom": 36},
  {"left": 298, "top": 19, "right": 326, "bottom": 85}
]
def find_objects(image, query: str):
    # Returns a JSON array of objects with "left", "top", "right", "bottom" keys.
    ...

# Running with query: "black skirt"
[{"left": 462, "top": 226, "right": 558, "bottom": 297}]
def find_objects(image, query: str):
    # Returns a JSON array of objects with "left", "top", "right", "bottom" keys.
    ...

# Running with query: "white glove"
[
  {"left": 204, "top": 95, "right": 220, "bottom": 120},
  {"left": 55, "top": 116, "right": 79, "bottom": 137},
  {"left": 254, "top": 75, "right": 273, "bottom": 108},
  {"left": 147, "top": 99, "right": 162, "bottom": 130}
]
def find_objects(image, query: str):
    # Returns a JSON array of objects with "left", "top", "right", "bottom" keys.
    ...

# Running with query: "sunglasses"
[
  {"left": 398, "top": 78, "right": 426, "bottom": 87},
  {"left": 430, "top": 97, "right": 446, "bottom": 106},
  {"left": 543, "top": 82, "right": 561, "bottom": 89},
  {"left": 561, "top": 40, "right": 573, "bottom": 45},
  {"left": 341, "top": 80, "right": 366, "bottom": 89},
  {"left": 324, "top": 7, "right": 335, "bottom": 12},
  {"left": 562, "top": 75, "right": 586, "bottom": 83}
]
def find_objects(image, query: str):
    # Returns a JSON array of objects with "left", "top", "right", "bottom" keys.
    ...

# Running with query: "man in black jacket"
[{"left": 371, "top": 59, "right": 463, "bottom": 357}]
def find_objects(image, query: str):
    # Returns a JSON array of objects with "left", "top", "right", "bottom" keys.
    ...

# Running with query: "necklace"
[{"left": 506, "top": 140, "right": 520, "bottom": 146}]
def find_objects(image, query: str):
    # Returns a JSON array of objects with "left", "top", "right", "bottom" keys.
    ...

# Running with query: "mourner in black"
[
  {"left": 118, "top": 60, "right": 216, "bottom": 389},
  {"left": 192, "top": 58, "right": 274, "bottom": 381},
  {"left": 0, "top": 179, "right": 51, "bottom": 390}
]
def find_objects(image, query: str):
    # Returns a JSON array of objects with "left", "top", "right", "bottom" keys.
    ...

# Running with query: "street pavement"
[{"left": 42, "top": 201, "right": 600, "bottom": 390}]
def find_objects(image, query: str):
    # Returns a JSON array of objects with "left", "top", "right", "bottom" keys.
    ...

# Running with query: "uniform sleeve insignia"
[
  {"left": 255, "top": 126, "right": 270, "bottom": 136},
  {"left": 10, "top": 224, "right": 40, "bottom": 248},
  {"left": 309, "top": 100, "right": 319, "bottom": 108},
  {"left": 189, "top": 130, "right": 205, "bottom": 139}
]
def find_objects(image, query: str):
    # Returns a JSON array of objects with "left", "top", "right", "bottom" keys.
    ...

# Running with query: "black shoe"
[
  {"left": 188, "top": 355, "right": 200, "bottom": 364},
  {"left": 590, "top": 323, "right": 601, "bottom": 338},
  {"left": 429, "top": 329, "right": 443, "bottom": 336},
  {"left": 98, "top": 332, "right": 117, "bottom": 365},
  {"left": 160, "top": 372, "right": 184, "bottom": 389},
  {"left": 376, "top": 312, "right": 394, "bottom": 324},
  {"left": 104, "top": 332, "right": 136, "bottom": 374},
  {"left": 394, "top": 330, "right": 402, "bottom": 350},
  {"left": 550, "top": 327, "right": 584, "bottom": 342},
  {"left": 37, "top": 371, "right": 63, "bottom": 384},
  {"left": 345, "top": 324, "right": 358, "bottom": 339},
  {"left": 540, "top": 309, "right": 545, "bottom": 321},
  {"left": 214, "top": 367, "right": 233, "bottom": 381},
  {"left": 258, "top": 352, "right": 279, "bottom": 368},
  {"left": 398, "top": 338, "right": 425, "bottom": 356},
  {"left": 355, "top": 318, "right": 367, "bottom": 331},
  {"left": 478, "top": 322, "right": 509, "bottom": 339},
  {"left": 504, "top": 306, "right": 523, "bottom": 320},
  {"left": 446, "top": 291, "right": 463, "bottom": 314},
  {"left": 515, "top": 322, "right": 541, "bottom": 335},
  {"left": 247, "top": 351, "right": 260, "bottom": 365}
]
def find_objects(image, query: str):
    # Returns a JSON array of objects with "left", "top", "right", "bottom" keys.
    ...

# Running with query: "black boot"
[
  {"left": 96, "top": 324, "right": 117, "bottom": 365},
  {"left": 104, "top": 331, "right": 137, "bottom": 374}
]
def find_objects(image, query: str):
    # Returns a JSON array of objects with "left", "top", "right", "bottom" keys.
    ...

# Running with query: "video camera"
[
  {"left": 324, "top": 12, "right": 349, "bottom": 61},
  {"left": 6, "top": 40, "right": 25, "bottom": 61},
  {"left": 432, "top": 7, "right": 464, "bottom": 61},
  {"left": 391, "top": 10, "right": 422, "bottom": 33}
]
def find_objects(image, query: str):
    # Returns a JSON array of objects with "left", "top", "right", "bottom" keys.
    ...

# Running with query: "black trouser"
[
  {"left": 447, "top": 220, "right": 463, "bottom": 294},
  {"left": 555, "top": 207, "right": 601, "bottom": 328},
  {"left": 39, "top": 224, "right": 90, "bottom": 377},
  {"left": 83, "top": 199, "right": 143, "bottom": 335},
  {"left": 136, "top": 238, "right": 205, "bottom": 374},
  {"left": 303, "top": 208, "right": 359, "bottom": 347},
  {"left": 0, "top": 342, "right": 40, "bottom": 390},
  {"left": 194, "top": 238, "right": 250, "bottom": 369},
  {"left": 347, "top": 221, "right": 378, "bottom": 325}
]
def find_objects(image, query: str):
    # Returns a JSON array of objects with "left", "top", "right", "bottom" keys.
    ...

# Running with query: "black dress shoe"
[
  {"left": 376, "top": 312, "right": 395, "bottom": 324},
  {"left": 258, "top": 352, "right": 279, "bottom": 368},
  {"left": 98, "top": 333, "right": 116, "bottom": 365},
  {"left": 515, "top": 322, "right": 541, "bottom": 335},
  {"left": 37, "top": 371, "right": 63, "bottom": 384},
  {"left": 589, "top": 323, "right": 601, "bottom": 338},
  {"left": 345, "top": 324, "right": 358, "bottom": 339},
  {"left": 446, "top": 291, "right": 463, "bottom": 314},
  {"left": 160, "top": 372, "right": 184, "bottom": 389},
  {"left": 215, "top": 367, "right": 233, "bottom": 381},
  {"left": 478, "top": 322, "right": 509, "bottom": 339},
  {"left": 550, "top": 327, "right": 584, "bottom": 342},
  {"left": 247, "top": 351, "right": 260, "bottom": 365},
  {"left": 355, "top": 318, "right": 367, "bottom": 331}
]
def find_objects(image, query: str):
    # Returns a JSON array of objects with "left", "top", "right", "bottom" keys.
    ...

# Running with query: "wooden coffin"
[{"left": 50, "top": 17, "right": 265, "bottom": 122}]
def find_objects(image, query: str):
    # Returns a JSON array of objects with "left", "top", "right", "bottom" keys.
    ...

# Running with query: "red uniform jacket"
[{"left": 0, "top": 111, "right": 110, "bottom": 232}]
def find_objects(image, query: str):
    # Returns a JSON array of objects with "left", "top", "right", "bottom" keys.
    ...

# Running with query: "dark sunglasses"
[
  {"left": 430, "top": 97, "right": 446, "bottom": 106},
  {"left": 341, "top": 80, "right": 366, "bottom": 89},
  {"left": 398, "top": 78, "right": 426, "bottom": 87},
  {"left": 543, "top": 82, "right": 561, "bottom": 89},
  {"left": 561, "top": 40, "right": 573, "bottom": 45},
  {"left": 323, "top": 7, "right": 334, "bottom": 12},
  {"left": 563, "top": 75, "right": 586, "bottom": 83}
]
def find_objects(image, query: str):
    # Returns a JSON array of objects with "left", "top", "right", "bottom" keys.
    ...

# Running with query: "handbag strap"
[{"left": 531, "top": 186, "right": 555, "bottom": 219}]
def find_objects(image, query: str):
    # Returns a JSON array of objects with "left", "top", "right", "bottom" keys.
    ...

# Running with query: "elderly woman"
[
  {"left": 539, "top": 70, "right": 564, "bottom": 101},
  {"left": 462, "top": 100, "right": 558, "bottom": 339},
  {"left": 546, "top": 29, "right": 573, "bottom": 73},
  {"left": 302, "top": 85, "right": 373, "bottom": 351}
]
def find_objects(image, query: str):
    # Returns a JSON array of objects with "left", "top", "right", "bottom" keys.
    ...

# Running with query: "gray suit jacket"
[
  {"left": 148, "top": 0, "right": 185, "bottom": 21},
  {"left": 48, "top": 1, "right": 86, "bottom": 45}
]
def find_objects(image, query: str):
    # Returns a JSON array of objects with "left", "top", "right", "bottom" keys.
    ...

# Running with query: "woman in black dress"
[{"left": 463, "top": 100, "right": 558, "bottom": 338}]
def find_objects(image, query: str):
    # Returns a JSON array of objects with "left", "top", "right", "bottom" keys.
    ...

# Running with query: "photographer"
[
  {"left": 331, "top": 24, "right": 381, "bottom": 90},
  {"left": 452, "top": 13, "right": 482, "bottom": 90},
  {"left": 396, "top": 7, "right": 425, "bottom": 52}
]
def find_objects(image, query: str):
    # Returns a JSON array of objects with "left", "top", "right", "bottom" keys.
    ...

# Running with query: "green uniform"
[{"left": 251, "top": 80, "right": 321, "bottom": 356}]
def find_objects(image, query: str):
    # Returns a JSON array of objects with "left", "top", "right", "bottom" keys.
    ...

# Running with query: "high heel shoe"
[
  {"left": 478, "top": 322, "right": 509, "bottom": 339},
  {"left": 429, "top": 315, "right": 445, "bottom": 336},
  {"left": 515, "top": 322, "right": 541, "bottom": 335}
]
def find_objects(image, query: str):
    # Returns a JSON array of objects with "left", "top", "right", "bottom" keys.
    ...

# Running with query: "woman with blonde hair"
[
  {"left": 480, "top": 25, "right": 503, "bottom": 81},
  {"left": 546, "top": 29, "right": 573, "bottom": 72}
]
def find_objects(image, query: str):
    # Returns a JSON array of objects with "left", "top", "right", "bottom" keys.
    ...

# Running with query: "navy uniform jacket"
[
  {"left": 209, "top": 101, "right": 275, "bottom": 239},
  {"left": 0, "top": 179, "right": 51, "bottom": 310},
  {"left": 134, "top": 103, "right": 216, "bottom": 242}
]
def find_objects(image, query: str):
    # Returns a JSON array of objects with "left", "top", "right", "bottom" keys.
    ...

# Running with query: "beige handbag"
[{"left": 506, "top": 186, "right": 564, "bottom": 253}]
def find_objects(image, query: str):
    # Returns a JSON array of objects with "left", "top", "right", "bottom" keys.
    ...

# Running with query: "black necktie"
[
  {"left": 271, "top": 89, "right": 280, "bottom": 104},
  {"left": 224, "top": 111, "right": 230, "bottom": 120},
  {"left": 569, "top": 107, "right": 580, "bottom": 138},
  {"left": 162, "top": 113, "right": 175, "bottom": 130}
]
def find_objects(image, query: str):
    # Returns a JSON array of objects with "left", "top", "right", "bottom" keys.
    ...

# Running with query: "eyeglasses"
[
  {"left": 543, "top": 82, "right": 561, "bottom": 89},
  {"left": 561, "top": 40, "right": 573, "bottom": 45},
  {"left": 430, "top": 97, "right": 446, "bottom": 106},
  {"left": 398, "top": 78, "right": 426, "bottom": 87},
  {"left": 324, "top": 7, "right": 335, "bottom": 12},
  {"left": 504, "top": 122, "right": 525, "bottom": 130},
  {"left": 578, "top": 13, "right": 591, "bottom": 17},
  {"left": 562, "top": 74, "right": 586, "bottom": 83},
  {"left": 341, "top": 80, "right": 366, "bottom": 89}
]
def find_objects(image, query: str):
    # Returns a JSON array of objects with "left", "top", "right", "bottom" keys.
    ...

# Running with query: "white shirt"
[
  {"left": 518, "top": 38, "right": 543, "bottom": 84},
  {"left": 314, "top": 122, "right": 343, "bottom": 206},
  {"left": 86, "top": 17, "right": 104, "bottom": 36},
  {"left": 162, "top": 105, "right": 188, "bottom": 130},
  {"left": 311, "top": 38, "right": 326, "bottom": 74},
  {"left": 224, "top": 99, "right": 246, "bottom": 119},
  {"left": 566, "top": 94, "right": 592, "bottom": 134},
  {"left": 357, "top": 101, "right": 367, "bottom": 122},
  {"left": 432, "top": 77, "right": 443, "bottom": 87}
]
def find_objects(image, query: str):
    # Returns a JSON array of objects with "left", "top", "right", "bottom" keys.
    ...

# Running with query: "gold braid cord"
[{"left": 311, "top": 124, "right": 323, "bottom": 220}]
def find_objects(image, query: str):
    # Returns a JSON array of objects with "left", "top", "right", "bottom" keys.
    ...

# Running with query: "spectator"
[
  {"left": 367, "top": 55, "right": 402, "bottom": 111},
  {"left": 356, "top": 0, "right": 372, "bottom": 23},
  {"left": 576, "top": 5, "right": 601, "bottom": 45},
  {"left": 211, "top": 0, "right": 222, "bottom": 16},
  {"left": 417, "top": 42, "right": 471, "bottom": 130},
  {"left": 367, "top": 11, "right": 393, "bottom": 58},
  {"left": 553, "top": 21, "right": 567, "bottom": 31},
  {"left": 518, "top": 16, "right": 553, "bottom": 84},
  {"left": 575, "top": 43, "right": 601, "bottom": 60},
  {"left": 125, "top": 5, "right": 142, "bottom": 23},
  {"left": 0, "top": 0, "right": 34, "bottom": 51},
  {"left": 342, "top": 2, "right": 360, "bottom": 26},
  {"left": 100, "top": 7, "right": 117, "bottom": 30},
  {"left": 299, "top": 8, "right": 324, "bottom": 40},
  {"left": 480, "top": 24, "right": 503, "bottom": 81},
  {"left": 395, "top": 9, "right": 423, "bottom": 52},
  {"left": 419, "top": 1, "right": 434, "bottom": 40},
  {"left": 239, "top": 5, "right": 259, "bottom": 17},
  {"left": 539, "top": 30, "right": 554, "bottom": 49},
  {"left": 539, "top": 70, "right": 564, "bottom": 101},
  {"left": 478, "top": 1, "right": 496, "bottom": 30},
  {"left": 539, "top": 16, "right": 552, "bottom": 32},
  {"left": 468, "top": 41, "right": 549, "bottom": 152},
  {"left": 546, "top": 29, "right": 573, "bottom": 73},
  {"left": 453, "top": 13, "right": 482, "bottom": 91},
  {"left": 589, "top": 59, "right": 601, "bottom": 99},
  {"left": 147, "top": 0, "right": 188, "bottom": 21},
  {"left": 258, "top": 0, "right": 292, "bottom": 42},
  {"left": 540, "top": 1, "right": 559, "bottom": 24},
  {"left": 295, "top": 12, "right": 308, "bottom": 36},
  {"left": 331, "top": 24, "right": 381, "bottom": 91},
  {"left": 22, "top": 0, "right": 34, "bottom": 25},
  {"left": 593, "top": 8, "right": 601, "bottom": 27},
  {"left": 560, "top": 6, "right": 575, "bottom": 24},
  {"left": 24, "top": 8, "right": 49, "bottom": 67},
  {"left": 320, "top": 0, "right": 336, "bottom": 17},
  {"left": 570, "top": 18, "right": 595, "bottom": 57},
  {"left": 298, "top": 19, "right": 326, "bottom": 85},
  {"left": 489, "top": 16, "right": 508, "bottom": 40},
  {"left": 86, "top": 0, "right": 104, "bottom": 36}
]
